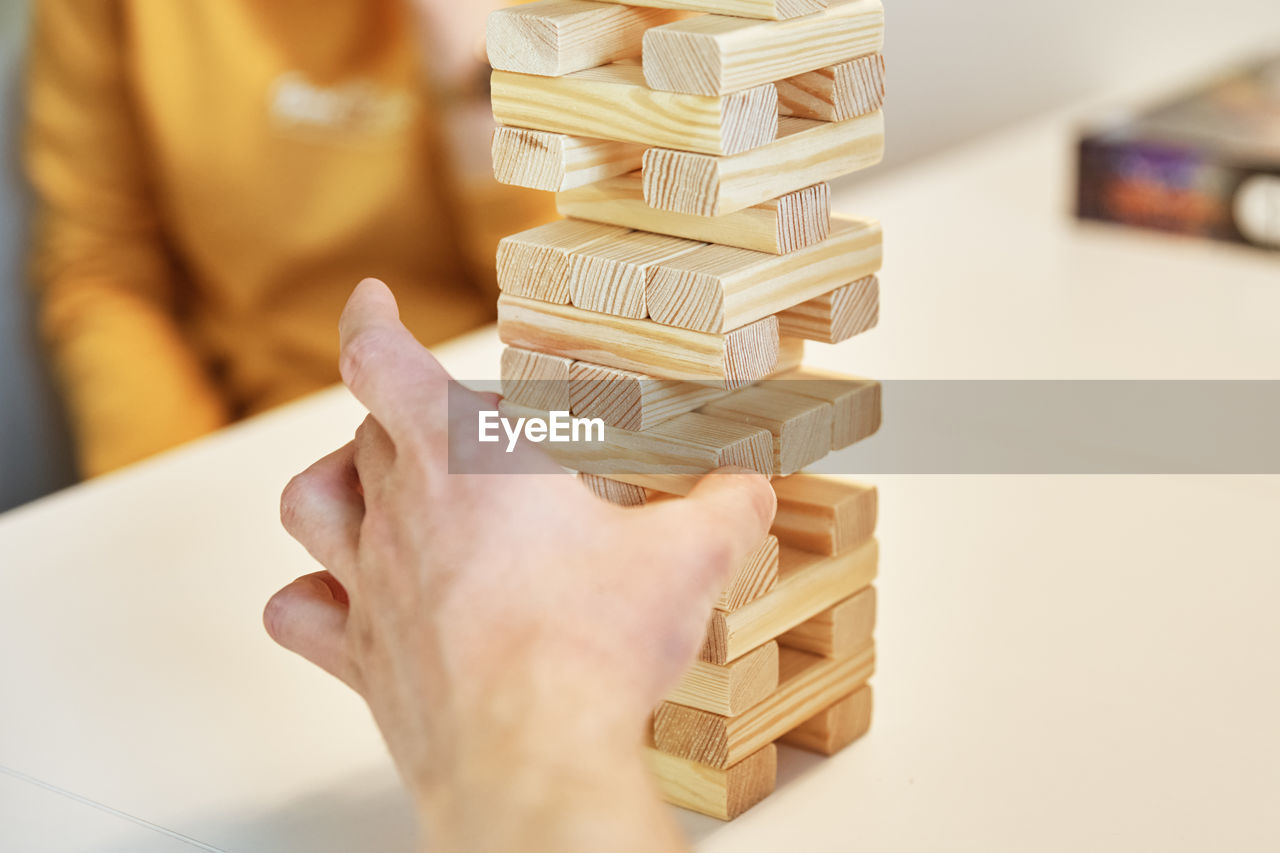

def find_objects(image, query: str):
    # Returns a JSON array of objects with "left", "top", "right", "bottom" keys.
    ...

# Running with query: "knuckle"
[
  {"left": 339, "top": 330, "right": 390, "bottom": 388},
  {"left": 279, "top": 474, "right": 311, "bottom": 532},
  {"left": 262, "top": 590, "right": 293, "bottom": 644}
]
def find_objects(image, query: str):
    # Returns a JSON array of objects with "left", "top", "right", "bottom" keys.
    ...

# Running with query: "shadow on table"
[
  {"left": 97, "top": 770, "right": 418, "bottom": 853},
  {"left": 89, "top": 749, "right": 853, "bottom": 851}
]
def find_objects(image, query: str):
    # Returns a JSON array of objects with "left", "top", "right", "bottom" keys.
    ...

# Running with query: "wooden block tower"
[{"left": 487, "top": 0, "right": 885, "bottom": 820}]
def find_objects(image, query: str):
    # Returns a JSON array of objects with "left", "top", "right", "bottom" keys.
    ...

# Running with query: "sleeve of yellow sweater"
[{"left": 25, "top": 0, "right": 230, "bottom": 477}]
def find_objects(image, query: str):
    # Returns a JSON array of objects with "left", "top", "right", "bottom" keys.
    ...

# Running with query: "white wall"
[
  {"left": 880, "top": 0, "right": 1280, "bottom": 167},
  {"left": 0, "top": 0, "right": 1278, "bottom": 509}
]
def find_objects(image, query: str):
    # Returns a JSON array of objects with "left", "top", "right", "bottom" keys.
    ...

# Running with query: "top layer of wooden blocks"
[
  {"left": 642, "top": 0, "right": 885, "bottom": 95},
  {"left": 488, "top": 0, "right": 886, "bottom": 95},
  {"left": 589, "top": 0, "right": 830, "bottom": 21}
]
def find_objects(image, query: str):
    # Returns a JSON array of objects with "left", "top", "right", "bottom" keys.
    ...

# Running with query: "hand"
[
  {"left": 265, "top": 279, "right": 775, "bottom": 852},
  {"left": 409, "top": 0, "right": 506, "bottom": 87}
]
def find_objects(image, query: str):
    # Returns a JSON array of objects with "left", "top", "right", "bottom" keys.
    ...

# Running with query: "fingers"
[
  {"left": 338, "top": 279, "right": 451, "bottom": 451},
  {"left": 281, "top": 443, "right": 364, "bottom": 577},
  {"left": 263, "top": 572, "right": 358, "bottom": 689},
  {"left": 473, "top": 391, "right": 503, "bottom": 410},
  {"left": 661, "top": 467, "right": 777, "bottom": 588},
  {"left": 353, "top": 415, "right": 398, "bottom": 505}
]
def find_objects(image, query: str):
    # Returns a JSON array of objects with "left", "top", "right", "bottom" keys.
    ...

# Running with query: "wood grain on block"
[
  {"left": 645, "top": 114, "right": 884, "bottom": 216},
  {"left": 780, "top": 586, "right": 876, "bottom": 658},
  {"left": 558, "top": 174, "right": 831, "bottom": 255},
  {"left": 567, "top": 337, "right": 804, "bottom": 433},
  {"left": 719, "top": 535, "right": 779, "bottom": 612},
  {"left": 780, "top": 684, "right": 872, "bottom": 755},
  {"left": 646, "top": 741, "right": 776, "bottom": 821},
  {"left": 487, "top": 1, "right": 681, "bottom": 77},
  {"left": 648, "top": 216, "right": 882, "bottom": 334},
  {"left": 498, "top": 220, "right": 630, "bottom": 304},
  {"left": 701, "top": 539, "right": 878, "bottom": 664},
  {"left": 699, "top": 387, "right": 834, "bottom": 477},
  {"left": 500, "top": 347, "right": 573, "bottom": 412},
  {"left": 570, "top": 231, "right": 704, "bottom": 319},
  {"left": 667, "top": 641, "right": 779, "bottom": 716},
  {"left": 775, "top": 367, "right": 882, "bottom": 449},
  {"left": 777, "top": 54, "right": 886, "bottom": 122},
  {"left": 655, "top": 643, "right": 875, "bottom": 767},
  {"left": 591, "top": 0, "right": 825, "bottom": 21},
  {"left": 642, "top": 0, "right": 884, "bottom": 96},
  {"left": 492, "top": 127, "right": 645, "bottom": 192},
  {"left": 498, "top": 296, "right": 779, "bottom": 389},
  {"left": 578, "top": 472, "right": 648, "bottom": 507},
  {"left": 569, "top": 361, "right": 729, "bottom": 431},
  {"left": 491, "top": 63, "right": 778, "bottom": 156},
  {"left": 502, "top": 402, "right": 775, "bottom": 481},
  {"left": 777, "top": 274, "right": 879, "bottom": 344},
  {"left": 771, "top": 475, "right": 877, "bottom": 555},
  {"left": 776, "top": 337, "right": 805, "bottom": 374}
]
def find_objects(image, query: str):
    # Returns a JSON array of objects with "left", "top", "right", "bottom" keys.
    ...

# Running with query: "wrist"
[
  {"left": 408, "top": 659, "right": 665, "bottom": 849},
  {"left": 414, "top": 709, "right": 663, "bottom": 853}
]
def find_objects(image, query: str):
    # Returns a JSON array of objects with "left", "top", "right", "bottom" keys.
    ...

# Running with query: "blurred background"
[{"left": 1, "top": 0, "right": 1278, "bottom": 512}]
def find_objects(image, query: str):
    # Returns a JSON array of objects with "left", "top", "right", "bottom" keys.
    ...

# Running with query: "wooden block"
[
  {"left": 569, "top": 361, "right": 729, "bottom": 431},
  {"left": 569, "top": 231, "right": 704, "bottom": 319},
  {"left": 655, "top": 643, "right": 875, "bottom": 767},
  {"left": 667, "top": 641, "right": 779, "bottom": 716},
  {"left": 568, "top": 338, "right": 805, "bottom": 433},
  {"left": 491, "top": 63, "right": 778, "bottom": 156},
  {"left": 777, "top": 54, "right": 886, "bottom": 122},
  {"left": 591, "top": 0, "right": 825, "bottom": 21},
  {"left": 701, "top": 539, "right": 878, "bottom": 664},
  {"left": 780, "top": 684, "right": 872, "bottom": 755},
  {"left": 487, "top": 1, "right": 680, "bottom": 77},
  {"left": 777, "top": 275, "right": 879, "bottom": 344},
  {"left": 718, "top": 534, "right": 779, "bottom": 612},
  {"left": 642, "top": 0, "right": 884, "bottom": 96},
  {"left": 779, "top": 586, "right": 876, "bottom": 658},
  {"left": 647, "top": 741, "right": 776, "bottom": 820},
  {"left": 497, "top": 220, "right": 631, "bottom": 304},
  {"left": 500, "top": 347, "right": 573, "bottom": 412},
  {"left": 771, "top": 475, "right": 877, "bottom": 555},
  {"left": 501, "top": 402, "right": 775, "bottom": 480},
  {"left": 645, "top": 115, "right": 885, "bottom": 216},
  {"left": 498, "top": 295, "right": 780, "bottom": 389},
  {"left": 776, "top": 337, "right": 805, "bottom": 374},
  {"left": 558, "top": 174, "right": 831, "bottom": 255},
  {"left": 775, "top": 367, "right": 881, "bottom": 449},
  {"left": 699, "top": 387, "right": 834, "bottom": 477},
  {"left": 578, "top": 472, "right": 648, "bottom": 507},
  {"left": 647, "top": 216, "right": 882, "bottom": 333},
  {"left": 492, "top": 127, "right": 646, "bottom": 192}
]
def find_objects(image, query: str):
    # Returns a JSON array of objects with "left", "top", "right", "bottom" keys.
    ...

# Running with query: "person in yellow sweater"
[{"left": 24, "top": 0, "right": 553, "bottom": 477}]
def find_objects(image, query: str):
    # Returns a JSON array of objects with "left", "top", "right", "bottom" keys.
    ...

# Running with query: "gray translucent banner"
[{"left": 448, "top": 380, "right": 1280, "bottom": 475}]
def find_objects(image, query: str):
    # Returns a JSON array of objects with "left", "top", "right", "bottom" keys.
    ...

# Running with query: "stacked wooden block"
[{"left": 487, "top": 0, "right": 886, "bottom": 820}]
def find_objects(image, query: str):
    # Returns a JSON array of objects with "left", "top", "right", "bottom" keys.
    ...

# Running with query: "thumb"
[{"left": 673, "top": 467, "right": 777, "bottom": 589}]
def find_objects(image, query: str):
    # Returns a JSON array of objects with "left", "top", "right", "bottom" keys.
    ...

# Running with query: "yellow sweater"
[{"left": 25, "top": 0, "right": 552, "bottom": 476}]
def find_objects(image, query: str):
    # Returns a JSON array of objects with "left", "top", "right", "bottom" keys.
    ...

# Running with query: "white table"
[{"left": 3, "top": 109, "right": 1278, "bottom": 852}]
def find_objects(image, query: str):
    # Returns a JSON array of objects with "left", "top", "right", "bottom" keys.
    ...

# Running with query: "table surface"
[{"left": 2, "top": 105, "right": 1278, "bottom": 852}]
